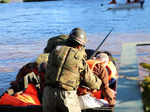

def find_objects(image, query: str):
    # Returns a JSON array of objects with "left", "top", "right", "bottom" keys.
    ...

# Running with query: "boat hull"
[
  {"left": 107, "top": 2, "right": 142, "bottom": 10},
  {"left": 0, "top": 105, "right": 114, "bottom": 112}
]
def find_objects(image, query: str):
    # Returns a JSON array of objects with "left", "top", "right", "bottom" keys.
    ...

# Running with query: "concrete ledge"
[{"left": 115, "top": 43, "right": 143, "bottom": 112}]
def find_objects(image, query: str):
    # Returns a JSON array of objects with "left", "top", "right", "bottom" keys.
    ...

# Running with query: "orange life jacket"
[
  {"left": 106, "top": 61, "right": 118, "bottom": 81},
  {"left": 87, "top": 59, "right": 118, "bottom": 80},
  {"left": 86, "top": 59, "right": 101, "bottom": 71},
  {"left": 0, "top": 84, "right": 41, "bottom": 106},
  {"left": 78, "top": 59, "right": 118, "bottom": 99}
]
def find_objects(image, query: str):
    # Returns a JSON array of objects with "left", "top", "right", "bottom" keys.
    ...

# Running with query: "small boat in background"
[{"left": 107, "top": 0, "right": 144, "bottom": 10}]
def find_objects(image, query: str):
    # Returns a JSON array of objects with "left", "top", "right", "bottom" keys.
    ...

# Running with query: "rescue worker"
[
  {"left": 42, "top": 28, "right": 104, "bottom": 112},
  {"left": 44, "top": 28, "right": 85, "bottom": 54}
]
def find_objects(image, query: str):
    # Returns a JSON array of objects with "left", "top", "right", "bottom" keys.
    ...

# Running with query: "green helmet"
[{"left": 69, "top": 28, "right": 87, "bottom": 45}]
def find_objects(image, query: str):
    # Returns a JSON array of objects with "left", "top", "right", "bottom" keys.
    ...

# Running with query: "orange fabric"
[
  {"left": 78, "top": 59, "right": 118, "bottom": 99},
  {"left": 15, "top": 84, "right": 41, "bottom": 105},
  {"left": 91, "top": 90, "right": 101, "bottom": 99},
  {"left": 77, "top": 87, "right": 89, "bottom": 95},
  {"left": 0, "top": 84, "right": 41, "bottom": 106},
  {"left": 86, "top": 60, "right": 101, "bottom": 71},
  {"left": 0, "top": 93, "right": 28, "bottom": 106},
  {"left": 106, "top": 61, "right": 118, "bottom": 81},
  {"left": 24, "top": 84, "right": 38, "bottom": 96},
  {"left": 77, "top": 87, "right": 102, "bottom": 99},
  {"left": 78, "top": 60, "right": 102, "bottom": 99},
  {"left": 87, "top": 60, "right": 118, "bottom": 80},
  {"left": 87, "top": 59, "right": 118, "bottom": 80}
]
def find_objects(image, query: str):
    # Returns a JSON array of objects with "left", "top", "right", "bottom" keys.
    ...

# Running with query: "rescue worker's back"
[
  {"left": 43, "top": 28, "right": 103, "bottom": 112},
  {"left": 45, "top": 45, "right": 102, "bottom": 91}
]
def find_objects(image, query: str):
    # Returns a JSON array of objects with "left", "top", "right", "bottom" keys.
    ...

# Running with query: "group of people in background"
[
  {"left": 109, "top": 0, "right": 145, "bottom": 9},
  {"left": 109, "top": 0, "right": 144, "bottom": 4},
  {"left": 0, "top": 28, "right": 119, "bottom": 112}
]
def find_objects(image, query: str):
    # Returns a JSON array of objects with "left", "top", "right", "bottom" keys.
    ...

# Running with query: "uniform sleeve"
[
  {"left": 44, "top": 35, "right": 68, "bottom": 53},
  {"left": 81, "top": 47, "right": 87, "bottom": 60},
  {"left": 44, "top": 38, "right": 57, "bottom": 53},
  {"left": 80, "top": 59, "right": 102, "bottom": 90}
]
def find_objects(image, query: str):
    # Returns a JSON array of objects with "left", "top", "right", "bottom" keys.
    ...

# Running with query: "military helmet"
[{"left": 69, "top": 28, "right": 87, "bottom": 45}]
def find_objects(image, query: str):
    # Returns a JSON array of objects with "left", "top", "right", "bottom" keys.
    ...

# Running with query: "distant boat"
[{"left": 107, "top": 2, "right": 144, "bottom": 10}]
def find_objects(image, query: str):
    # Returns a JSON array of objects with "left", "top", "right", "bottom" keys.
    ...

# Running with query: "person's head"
[
  {"left": 68, "top": 28, "right": 87, "bottom": 48},
  {"left": 96, "top": 52, "right": 109, "bottom": 66}
]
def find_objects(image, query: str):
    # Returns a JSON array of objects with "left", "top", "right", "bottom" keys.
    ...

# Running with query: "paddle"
[{"left": 89, "top": 28, "right": 114, "bottom": 59}]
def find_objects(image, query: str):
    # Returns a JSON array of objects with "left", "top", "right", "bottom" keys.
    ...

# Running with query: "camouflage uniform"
[
  {"left": 43, "top": 45, "right": 103, "bottom": 112},
  {"left": 36, "top": 53, "right": 49, "bottom": 66},
  {"left": 44, "top": 34, "right": 87, "bottom": 59},
  {"left": 44, "top": 34, "right": 68, "bottom": 53}
]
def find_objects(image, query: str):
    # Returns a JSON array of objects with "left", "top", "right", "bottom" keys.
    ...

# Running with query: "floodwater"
[{"left": 0, "top": 0, "right": 150, "bottom": 95}]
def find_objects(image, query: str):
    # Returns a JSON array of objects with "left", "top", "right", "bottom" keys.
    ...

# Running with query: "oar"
[{"left": 89, "top": 28, "right": 114, "bottom": 59}]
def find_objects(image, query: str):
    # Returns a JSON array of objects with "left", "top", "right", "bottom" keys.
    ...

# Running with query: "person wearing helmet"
[
  {"left": 43, "top": 28, "right": 104, "bottom": 112},
  {"left": 68, "top": 28, "right": 87, "bottom": 46},
  {"left": 44, "top": 28, "right": 86, "bottom": 55},
  {"left": 39, "top": 28, "right": 87, "bottom": 68},
  {"left": 35, "top": 28, "right": 87, "bottom": 95}
]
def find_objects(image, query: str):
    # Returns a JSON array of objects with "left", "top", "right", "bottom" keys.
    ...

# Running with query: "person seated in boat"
[
  {"left": 9, "top": 62, "right": 40, "bottom": 94},
  {"left": 77, "top": 51, "right": 117, "bottom": 106},
  {"left": 95, "top": 51, "right": 119, "bottom": 90},
  {"left": 7, "top": 56, "right": 48, "bottom": 98},
  {"left": 0, "top": 61, "right": 44, "bottom": 106},
  {"left": 2, "top": 52, "right": 49, "bottom": 104}
]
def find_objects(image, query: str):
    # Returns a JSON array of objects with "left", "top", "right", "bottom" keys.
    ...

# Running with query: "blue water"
[{"left": 0, "top": 0, "right": 150, "bottom": 95}]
